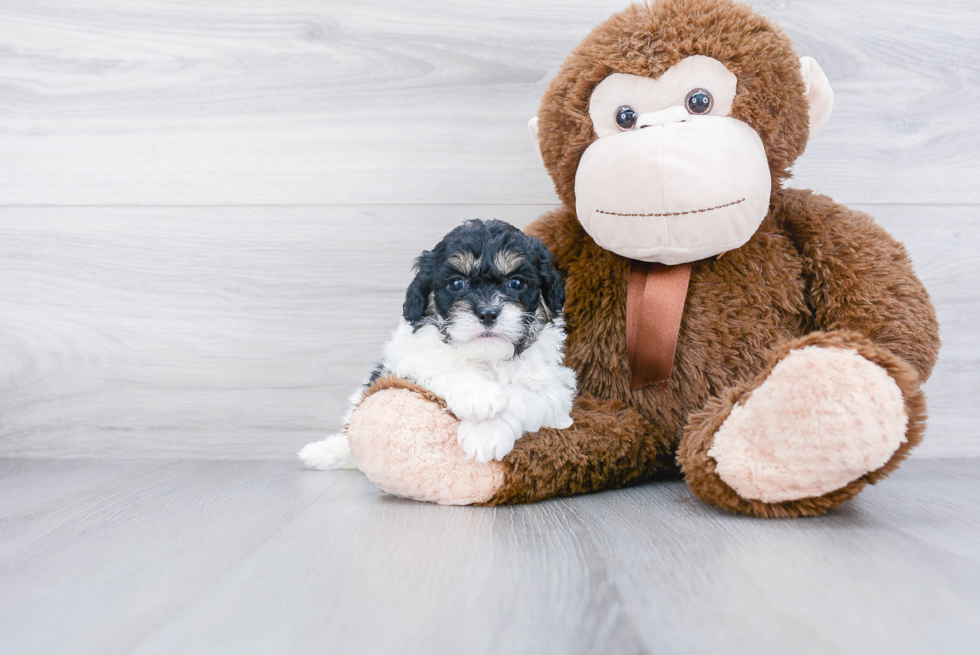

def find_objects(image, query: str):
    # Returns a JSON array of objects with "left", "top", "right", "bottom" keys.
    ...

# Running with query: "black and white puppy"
[{"left": 299, "top": 219, "right": 576, "bottom": 468}]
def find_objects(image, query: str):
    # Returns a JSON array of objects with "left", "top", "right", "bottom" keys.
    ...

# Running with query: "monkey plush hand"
[{"left": 346, "top": 0, "right": 939, "bottom": 517}]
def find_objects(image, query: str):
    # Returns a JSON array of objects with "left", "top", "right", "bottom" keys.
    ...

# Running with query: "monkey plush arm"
[
  {"left": 345, "top": 379, "right": 677, "bottom": 506},
  {"left": 486, "top": 394, "right": 679, "bottom": 504},
  {"left": 774, "top": 188, "right": 940, "bottom": 380}
]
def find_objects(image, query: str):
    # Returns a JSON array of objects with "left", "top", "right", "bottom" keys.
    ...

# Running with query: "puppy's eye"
[
  {"left": 448, "top": 278, "right": 467, "bottom": 292},
  {"left": 615, "top": 105, "right": 638, "bottom": 130},
  {"left": 507, "top": 278, "right": 526, "bottom": 291}
]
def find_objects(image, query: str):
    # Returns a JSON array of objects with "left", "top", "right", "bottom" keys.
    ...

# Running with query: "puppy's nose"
[{"left": 477, "top": 306, "right": 499, "bottom": 327}]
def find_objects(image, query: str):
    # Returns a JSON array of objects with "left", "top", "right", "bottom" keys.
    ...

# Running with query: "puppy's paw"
[
  {"left": 457, "top": 417, "right": 520, "bottom": 463},
  {"left": 299, "top": 434, "right": 358, "bottom": 470},
  {"left": 549, "top": 413, "right": 574, "bottom": 430},
  {"left": 446, "top": 381, "right": 508, "bottom": 421}
]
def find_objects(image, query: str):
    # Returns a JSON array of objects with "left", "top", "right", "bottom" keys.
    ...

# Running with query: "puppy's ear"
[
  {"left": 403, "top": 250, "right": 435, "bottom": 325},
  {"left": 531, "top": 238, "right": 565, "bottom": 315}
]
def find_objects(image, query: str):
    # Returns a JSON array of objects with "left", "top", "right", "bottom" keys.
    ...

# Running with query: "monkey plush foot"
[
  {"left": 346, "top": 383, "right": 505, "bottom": 505},
  {"left": 678, "top": 332, "right": 927, "bottom": 517}
]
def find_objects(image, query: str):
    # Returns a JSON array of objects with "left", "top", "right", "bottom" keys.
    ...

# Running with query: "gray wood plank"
[
  {"left": 571, "top": 468, "right": 980, "bottom": 655},
  {"left": 0, "top": 459, "right": 169, "bottom": 519},
  {"left": 858, "top": 458, "right": 980, "bottom": 566},
  {"left": 0, "top": 0, "right": 977, "bottom": 205},
  {"left": 0, "top": 460, "right": 340, "bottom": 655},
  {"left": 1, "top": 458, "right": 976, "bottom": 655},
  {"left": 0, "top": 203, "right": 976, "bottom": 459}
]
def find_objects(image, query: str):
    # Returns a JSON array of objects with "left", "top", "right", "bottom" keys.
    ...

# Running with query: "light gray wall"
[{"left": 1, "top": 0, "right": 977, "bottom": 459}]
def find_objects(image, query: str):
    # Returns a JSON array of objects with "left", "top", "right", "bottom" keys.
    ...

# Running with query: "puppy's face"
[{"left": 403, "top": 220, "right": 566, "bottom": 362}]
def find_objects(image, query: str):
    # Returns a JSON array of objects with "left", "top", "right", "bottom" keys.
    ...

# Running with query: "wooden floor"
[{"left": 1, "top": 457, "right": 978, "bottom": 655}]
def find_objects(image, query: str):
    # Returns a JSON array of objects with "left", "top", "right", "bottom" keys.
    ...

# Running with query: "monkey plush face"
[
  {"left": 529, "top": 0, "right": 834, "bottom": 265},
  {"left": 576, "top": 55, "right": 772, "bottom": 264}
]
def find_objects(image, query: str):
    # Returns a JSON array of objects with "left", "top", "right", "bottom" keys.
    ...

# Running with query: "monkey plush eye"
[
  {"left": 507, "top": 278, "right": 526, "bottom": 291},
  {"left": 685, "top": 88, "right": 713, "bottom": 115},
  {"left": 615, "top": 105, "right": 638, "bottom": 130},
  {"left": 448, "top": 278, "right": 467, "bottom": 292}
]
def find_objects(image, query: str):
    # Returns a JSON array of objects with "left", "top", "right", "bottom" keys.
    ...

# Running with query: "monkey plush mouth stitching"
[{"left": 595, "top": 197, "right": 746, "bottom": 218}]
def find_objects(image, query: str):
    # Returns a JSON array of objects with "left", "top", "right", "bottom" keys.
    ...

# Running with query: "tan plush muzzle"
[{"left": 574, "top": 112, "right": 771, "bottom": 265}]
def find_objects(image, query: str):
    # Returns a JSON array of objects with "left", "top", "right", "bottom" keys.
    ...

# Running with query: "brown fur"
[
  {"left": 484, "top": 0, "right": 941, "bottom": 515},
  {"left": 488, "top": 394, "right": 680, "bottom": 505},
  {"left": 537, "top": 0, "right": 811, "bottom": 210},
  {"left": 360, "top": 375, "right": 448, "bottom": 410}
]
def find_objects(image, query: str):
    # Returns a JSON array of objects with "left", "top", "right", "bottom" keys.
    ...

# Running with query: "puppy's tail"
[{"left": 298, "top": 434, "right": 358, "bottom": 470}]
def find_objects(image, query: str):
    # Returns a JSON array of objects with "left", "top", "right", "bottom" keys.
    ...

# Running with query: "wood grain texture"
[
  {"left": 0, "top": 1, "right": 977, "bottom": 460},
  {"left": 0, "top": 203, "right": 976, "bottom": 459},
  {"left": 0, "top": 458, "right": 978, "bottom": 655},
  {"left": 0, "top": 0, "right": 978, "bottom": 205},
  {"left": 0, "top": 205, "right": 545, "bottom": 459}
]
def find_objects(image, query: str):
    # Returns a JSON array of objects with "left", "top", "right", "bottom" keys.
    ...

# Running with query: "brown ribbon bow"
[{"left": 626, "top": 260, "right": 693, "bottom": 390}]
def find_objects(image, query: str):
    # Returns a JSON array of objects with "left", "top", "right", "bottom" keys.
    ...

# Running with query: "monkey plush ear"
[
  {"left": 800, "top": 56, "right": 834, "bottom": 139},
  {"left": 403, "top": 251, "right": 435, "bottom": 325},
  {"left": 528, "top": 116, "right": 544, "bottom": 163}
]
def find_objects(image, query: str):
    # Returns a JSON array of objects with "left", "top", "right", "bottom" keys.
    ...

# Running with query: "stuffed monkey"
[{"left": 345, "top": 0, "right": 940, "bottom": 517}]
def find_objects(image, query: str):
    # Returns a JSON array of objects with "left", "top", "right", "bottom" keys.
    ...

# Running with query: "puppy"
[{"left": 299, "top": 219, "right": 576, "bottom": 469}]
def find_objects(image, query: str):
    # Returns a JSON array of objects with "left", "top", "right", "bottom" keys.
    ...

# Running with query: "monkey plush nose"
[
  {"left": 637, "top": 106, "right": 691, "bottom": 128},
  {"left": 477, "top": 306, "right": 499, "bottom": 326}
]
